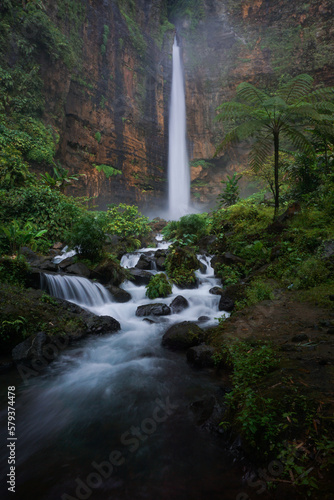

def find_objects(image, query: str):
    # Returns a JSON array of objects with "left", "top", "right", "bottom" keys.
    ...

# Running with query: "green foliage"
[
  {"left": 217, "top": 173, "right": 242, "bottom": 207},
  {"left": 0, "top": 219, "right": 47, "bottom": 256},
  {"left": 145, "top": 273, "right": 172, "bottom": 299},
  {"left": 0, "top": 255, "right": 29, "bottom": 286},
  {"left": 215, "top": 74, "right": 334, "bottom": 216},
  {"left": 93, "top": 164, "right": 122, "bottom": 178},
  {"left": 167, "top": 0, "right": 205, "bottom": 33},
  {"left": 0, "top": 185, "right": 83, "bottom": 246},
  {"left": 40, "top": 165, "right": 80, "bottom": 192},
  {"left": 165, "top": 246, "right": 199, "bottom": 286},
  {"left": 101, "top": 203, "right": 151, "bottom": 240},
  {"left": 214, "top": 264, "right": 241, "bottom": 286},
  {"left": 118, "top": 0, "right": 147, "bottom": 57},
  {"left": 66, "top": 212, "right": 106, "bottom": 262},
  {"left": 94, "top": 132, "right": 102, "bottom": 143},
  {"left": 162, "top": 213, "right": 209, "bottom": 245}
]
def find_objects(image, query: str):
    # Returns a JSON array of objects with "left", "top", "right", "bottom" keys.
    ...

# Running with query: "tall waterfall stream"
[{"left": 0, "top": 238, "right": 247, "bottom": 499}]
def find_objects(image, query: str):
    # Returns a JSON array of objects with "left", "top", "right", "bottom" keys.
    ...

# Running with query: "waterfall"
[
  {"left": 168, "top": 37, "right": 190, "bottom": 220},
  {"left": 41, "top": 274, "right": 113, "bottom": 307}
]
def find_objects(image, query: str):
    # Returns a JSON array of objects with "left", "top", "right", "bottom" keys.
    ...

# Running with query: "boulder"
[
  {"left": 84, "top": 316, "right": 121, "bottom": 335},
  {"left": 135, "top": 254, "right": 153, "bottom": 270},
  {"left": 156, "top": 256, "right": 167, "bottom": 270},
  {"left": 176, "top": 278, "right": 199, "bottom": 290},
  {"left": 128, "top": 269, "right": 152, "bottom": 286},
  {"left": 39, "top": 260, "right": 58, "bottom": 272},
  {"left": 198, "top": 316, "right": 210, "bottom": 322},
  {"left": 170, "top": 295, "right": 189, "bottom": 314},
  {"left": 106, "top": 285, "right": 131, "bottom": 303},
  {"left": 162, "top": 321, "right": 205, "bottom": 350},
  {"left": 91, "top": 260, "right": 125, "bottom": 286},
  {"left": 58, "top": 257, "right": 75, "bottom": 270},
  {"left": 209, "top": 286, "right": 224, "bottom": 296},
  {"left": 187, "top": 345, "right": 216, "bottom": 368},
  {"left": 66, "top": 262, "right": 91, "bottom": 278},
  {"left": 212, "top": 252, "right": 245, "bottom": 269},
  {"left": 12, "top": 332, "right": 49, "bottom": 364},
  {"left": 136, "top": 303, "right": 171, "bottom": 317},
  {"left": 219, "top": 295, "right": 235, "bottom": 312}
]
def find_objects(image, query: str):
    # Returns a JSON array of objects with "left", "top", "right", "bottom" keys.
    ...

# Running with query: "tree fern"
[{"left": 215, "top": 74, "right": 334, "bottom": 217}]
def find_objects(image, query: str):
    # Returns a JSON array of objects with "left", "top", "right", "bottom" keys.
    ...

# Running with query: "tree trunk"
[{"left": 274, "top": 131, "right": 279, "bottom": 219}]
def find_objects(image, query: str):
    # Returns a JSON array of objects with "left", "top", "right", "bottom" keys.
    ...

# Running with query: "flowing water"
[
  {"left": 168, "top": 37, "right": 190, "bottom": 220},
  {"left": 0, "top": 238, "right": 248, "bottom": 500}
]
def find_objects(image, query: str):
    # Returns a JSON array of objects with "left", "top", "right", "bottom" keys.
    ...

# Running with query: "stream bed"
[{"left": 0, "top": 239, "right": 249, "bottom": 500}]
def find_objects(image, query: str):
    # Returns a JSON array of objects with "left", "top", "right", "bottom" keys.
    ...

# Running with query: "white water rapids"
[{"left": 0, "top": 238, "right": 244, "bottom": 500}]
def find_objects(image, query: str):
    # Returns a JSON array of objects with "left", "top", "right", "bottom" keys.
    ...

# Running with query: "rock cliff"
[{"left": 2, "top": 0, "right": 333, "bottom": 212}]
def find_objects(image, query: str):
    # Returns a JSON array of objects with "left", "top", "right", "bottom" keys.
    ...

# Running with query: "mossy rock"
[{"left": 162, "top": 321, "right": 205, "bottom": 350}]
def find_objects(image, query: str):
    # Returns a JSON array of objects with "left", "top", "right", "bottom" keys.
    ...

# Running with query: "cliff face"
[
  {"left": 177, "top": 0, "right": 334, "bottom": 207},
  {"left": 39, "top": 0, "right": 174, "bottom": 211},
  {"left": 2, "top": 0, "right": 332, "bottom": 212}
]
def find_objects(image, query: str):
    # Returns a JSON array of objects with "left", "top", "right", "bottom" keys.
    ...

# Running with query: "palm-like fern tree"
[{"left": 215, "top": 74, "right": 334, "bottom": 216}]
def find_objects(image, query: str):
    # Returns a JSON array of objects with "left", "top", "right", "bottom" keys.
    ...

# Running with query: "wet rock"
[
  {"left": 197, "top": 316, "right": 210, "bottom": 322},
  {"left": 91, "top": 260, "right": 125, "bottom": 286},
  {"left": 219, "top": 295, "right": 235, "bottom": 312},
  {"left": 143, "top": 318, "right": 155, "bottom": 324},
  {"left": 135, "top": 254, "right": 153, "bottom": 270},
  {"left": 176, "top": 278, "right": 199, "bottom": 290},
  {"left": 209, "top": 286, "right": 223, "bottom": 296},
  {"left": 190, "top": 396, "right": 216, "bottom": 425},
  {"left": 39, "top": 260, "right": 58, "bottom": 272},
  {"left": 170, "top": 295, "right": 189, "bottom": 313},
  {"left": 66, "top": 262, "right": 91, "bottom": 278},
  {"left": 156, "top": 256, "right": 166, "bottom": 270},
  {"left": 106, "top": 285, "right": 131, "bottom": 303},
  {"left": 85, "top": 316, "right": 121, "bottom": 335},
  {"left": 136, "top": 303, "right": 171, "bottom": 317},
  {"left": 12, "top": 332, "right": 49, "bottom": 364},
  {"left": 291, "top": 333, "right": 308, "bottom": 342},
  {"left": 199, "top": 261, "right": 207, "bottom": 274},
  {"left": 187, "top": 345, "right": 216, "bottom": 368},
  {"left": 58, "top": 257, "right": 75, "bottom": 270},
  {"left": 211, "top": 252, "right": 245, "bottom": 271},
  {"left": 162, "top": 321, "right": 205, "bottom": 350},
  {"left": 128, "top": 269, "right": 152, "bottom": 286}
]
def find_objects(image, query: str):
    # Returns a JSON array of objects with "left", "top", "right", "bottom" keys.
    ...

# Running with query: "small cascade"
[
  {"left": 53, "top": 246, "right": 77, "bottom": 264},
  {"left": 41, "top": 274, "right": 112, "bottom": 307},
  {"left": 120, "top": 253, "right": 141, "bottom": 269}
]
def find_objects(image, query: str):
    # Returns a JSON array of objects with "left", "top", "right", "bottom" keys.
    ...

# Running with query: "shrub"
[
  {"left": 66, "top": 212, "right": 105, "bottom": 262},
  {"left": 146, "top": 273, "right": 172, "bottom": 299},
  {"left": 165, "top": 246, "right": 199, "bottom": 286}
]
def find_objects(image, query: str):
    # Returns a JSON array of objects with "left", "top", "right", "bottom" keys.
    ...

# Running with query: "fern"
[
  {"left": 215, "top": 74, "right": 334, "bottom": 218},
  {"left": 93, "top": 164, "right": 122, "bottom": 178}
]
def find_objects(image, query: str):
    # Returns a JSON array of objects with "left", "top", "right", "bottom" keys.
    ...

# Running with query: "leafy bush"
[
  {"left": 66, "top": 212, "right": 106, "bottom": 262},
  {"left": 101, "top": 203, "right": 151, "bottom": 240},
  {"left": 0, "top": 255, "right": 29, "bottom": 286},
  {"left": 165, "top": 246, "right": 199, "bottom": 286},
  {"left": 217, "top": 173, "right": 242, "bottom": 207},
  {"left": 162, "top": 213, "right": 209, "bottom": 245},
  {"left": 0, "top": 186, "right": 83, "bottom": 245},
  {"left": 146, "top": 273, "right": 172, "bottom": 299},
  {"left": 293, "top": 256, "right": 330, "bottom": 290},
  {"left": 0, "top": 219, "right": 47, "bottom": 256}
]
